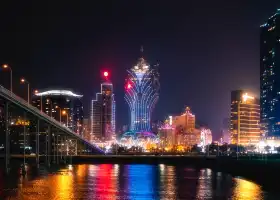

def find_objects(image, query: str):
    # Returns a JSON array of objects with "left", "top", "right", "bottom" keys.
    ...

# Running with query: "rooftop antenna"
[{"left": 140, "top": 45, "right": 144, "bottom": 58}]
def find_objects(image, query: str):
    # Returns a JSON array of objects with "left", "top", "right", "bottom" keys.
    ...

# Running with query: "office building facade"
[
  {"left": 260, "top": 9, "right": 280, "bottom": 136},
  {"left": 230, "top": 90, "right": 261, "bottom": 146}
]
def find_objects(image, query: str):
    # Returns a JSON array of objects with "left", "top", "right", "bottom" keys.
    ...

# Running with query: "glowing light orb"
[{"left": 103, "top": 71, "right": 109, "bottom": 77}]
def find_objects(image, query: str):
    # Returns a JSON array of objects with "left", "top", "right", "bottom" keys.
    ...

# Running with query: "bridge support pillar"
[
  {"left": 56, "top": 135, "right": 59, "bottom": 164},
  {"left": 36, "top": 119, "right": 40, "bottom": 168},
  {"left": 4, "top": 102, "right": 10, "bottom": 173},
  {"left": 45, "top": 131, "right": 47, "bottom": 164},
  {"left": 64, "top": 136, "right": 67, "bottom": 164},
  {"left": 47, "top": 126, "right": 51, "bottom": 167},
  {"left": 53, "top": 134, "right": 56, "bottom": 164},
  {"left": 23, "top": 112, "right": 26, "bottom": 166}
]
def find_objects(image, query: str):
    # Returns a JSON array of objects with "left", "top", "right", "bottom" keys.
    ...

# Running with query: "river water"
[{"left": 0, "top": 164, "right": 279, "bottom": 200}]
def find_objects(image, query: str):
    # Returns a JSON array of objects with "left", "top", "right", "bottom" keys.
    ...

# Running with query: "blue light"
[
  {"left": 125, "top": 59, "right": 159, "bottom": 132},
  {"left": 126, "top": 165, "right": 159, "bottom": 199},
  {"left": 260, "top": 23, "right": 268, "bottom": 27}
]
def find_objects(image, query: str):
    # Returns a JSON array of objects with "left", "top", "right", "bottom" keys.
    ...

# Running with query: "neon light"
[
  {"left": 35, "top": 90, "right": 83, "bottom": 97},
  {"left": 125, "top": 57, "right": 160, "bottom": 132}
]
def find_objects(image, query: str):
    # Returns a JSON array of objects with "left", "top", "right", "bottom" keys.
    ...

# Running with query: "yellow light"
[
  {"left": 34, "top": 90, "right": 38, "bottom": 94},
  {"left": 55, "top": 105, "right": 59, "bottom": 109},
  {"left": 169, "top": 116, "right": 173, "bottom": 126},
  {"left": 62, "top": 110, "right": 67, "bottom": 115},
  {"left": 242, "top": 93, "right": 254, "bottom": 102},
  {"left": 232, "top": 178, "right": 263, "bottom": 199},
  {"left": 20, "top": 78, "right": 25, "bottom": 83},
  {"left": 2, "top": 64, "right": 8, "bottom": 69}
]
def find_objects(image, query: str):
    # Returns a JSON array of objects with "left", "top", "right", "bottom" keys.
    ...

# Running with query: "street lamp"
[
  {"left": 2, "top": 64, "right": 13, "bottom": 93},
  {"left": 62, "top": 110, "right": 68, "bottom": 127},
  {"left": 55, "top": 106, "right": 62, "bottom": 123},
  {"left": 20, "top": 78, "right": 30, "bottom": 104},
  {"left": 34, "top": 90, "right": 43, "bottom": 112}
]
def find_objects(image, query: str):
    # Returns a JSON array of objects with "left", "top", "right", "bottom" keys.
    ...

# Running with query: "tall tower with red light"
[
  {"left": 125, "top": 54, "right": 160, "bottom": 132},
  {"left": 91, "top": 70, "right": 116, "bottom": 142}
]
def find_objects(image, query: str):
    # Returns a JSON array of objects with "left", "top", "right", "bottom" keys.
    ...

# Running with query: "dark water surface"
[{"left": 0, "top": 164, "right": 279, "bottom": 200}]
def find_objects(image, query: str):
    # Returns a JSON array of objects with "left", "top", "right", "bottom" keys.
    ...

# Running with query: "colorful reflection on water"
[{"left": 0, "top": 164, "right": 275, "bottom": 199}]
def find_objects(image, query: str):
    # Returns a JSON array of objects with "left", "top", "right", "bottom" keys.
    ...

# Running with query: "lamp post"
[
  {"left": 62, "top": 110, "right": 68, "bottom": 127},
  {"left": 34, "top": 90, "right": 43, "bottom": 112},
  {"left": 55, "top": 106, "right": 62, "bottom": 123},
  {"left": 20, "top": 78, "right": 30, "bottom": 104},
  {"left": 2, "top": 64, "right": 13, "bottom": 93}
]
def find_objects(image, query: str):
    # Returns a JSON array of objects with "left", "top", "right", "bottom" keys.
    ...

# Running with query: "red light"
[
  {"left": 103, "top": 71, "right": 109, "bottom": 77},
  {"left": 127, "top": 83, "right": 132, "bottom": 89}
]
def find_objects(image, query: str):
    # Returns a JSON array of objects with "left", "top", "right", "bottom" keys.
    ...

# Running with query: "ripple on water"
[{"left": 0, "top": 164, "right": 276, "bottom": 200}]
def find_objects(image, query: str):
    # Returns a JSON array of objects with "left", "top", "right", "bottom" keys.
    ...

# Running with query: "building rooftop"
[
  {"left": 260, "top": 9, "right": 280, "bottom": 27},
  {"left": 34, "top": 90, "right": 83, "bottom": 97}
]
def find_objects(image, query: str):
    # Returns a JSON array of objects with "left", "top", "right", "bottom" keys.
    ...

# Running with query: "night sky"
[{"left": 0, "top": 1, "right": 279, "bottom": 139}]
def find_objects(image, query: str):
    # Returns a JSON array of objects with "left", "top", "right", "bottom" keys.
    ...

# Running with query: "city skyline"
[{"left": 0, "top": 1, "right": 279, "bottom": 139}]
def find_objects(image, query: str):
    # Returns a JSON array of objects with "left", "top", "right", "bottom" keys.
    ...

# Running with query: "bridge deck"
[{"left": 0, "top": 85, "right": 104, "bottom": 154}]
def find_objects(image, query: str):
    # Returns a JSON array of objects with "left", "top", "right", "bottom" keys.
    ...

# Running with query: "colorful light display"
[
  {"left": 125, "top": 57, "right": 160, "bottom": 131},
  {"left": 118, "top": 131, "right": 159, "bottom": 150}
]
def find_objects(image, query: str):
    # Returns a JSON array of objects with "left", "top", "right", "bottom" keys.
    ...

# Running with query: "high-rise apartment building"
[
  {"left": 32, "top": 90, "right": 84, "bottom": 134},
  {"left": 230, "top": 90, "right": 261, "bottom": 146},
  {"left": 91, "top": 72, "right": 116, "bottom": 142},
  {"left": 260, "top": 9, "right": 280, "bottom": 136}
]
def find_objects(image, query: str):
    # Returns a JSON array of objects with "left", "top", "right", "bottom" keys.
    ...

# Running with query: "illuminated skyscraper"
[
  {"left": 260, "top": 9, "right": 280, "bottom": 136},
  {"left": 230, "top": 90, "right": 261, "bottom": 146},
  {"left": 91, "top": 72, "right": 116, "bottom": 142},
  {"left": 125, "top": 53, "right": 160, "bottom": 132},
  {"left": 173, "top": 107, "right": 199, "bottom": 147},
  {"left": 173, "top": 107, "right": 195, "bottom": 133},
  {"left": 32, "top": 90, "right": 84, "bottom": 134}
]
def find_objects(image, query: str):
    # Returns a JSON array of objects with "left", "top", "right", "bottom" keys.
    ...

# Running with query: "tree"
[
  {"left": 276, "top": 146, "right": 280, "bottom": 153},
  {"left": 264, "top": 145, "right": 271, "bottom": 153},
  {"left": 220, "top": 143, "right": 229, "bottom": 155},
  {"left": 191, "top": 144, "right": 202, "bottom": 153},
  {"left": 246, "top": 145, "right": 256, "bottom": 152}
]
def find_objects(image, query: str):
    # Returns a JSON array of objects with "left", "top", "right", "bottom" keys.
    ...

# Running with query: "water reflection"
[
  {"left": 159, "top": 164, "right": 176, "bottom": 199},
  {"left": 232, "top": 177, "right": 264, "bottom": 200},
  {"left": 126, "top": 164, "right": 159, "bottom": 199},
  {"left": 95, "top": 164, "right": 118, "bottom": 199},
  {"left": 54, "top": 167, "right": 74, "bottom": 199},
  {"left": 196, "top": 168, "right": 213, "bottom": 199},
  {"left": 0, "top": 164, "right": 275, "bottom": 199}
]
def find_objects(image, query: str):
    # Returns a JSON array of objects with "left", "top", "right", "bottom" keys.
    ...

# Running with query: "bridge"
[{"left": 0, "top": 85, "right": 104, "bottom": 172}]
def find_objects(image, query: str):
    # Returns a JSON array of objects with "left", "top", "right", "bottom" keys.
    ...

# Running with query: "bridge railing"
[{"left": 0, "top": 85, "right": 103, "bottom": 153}]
